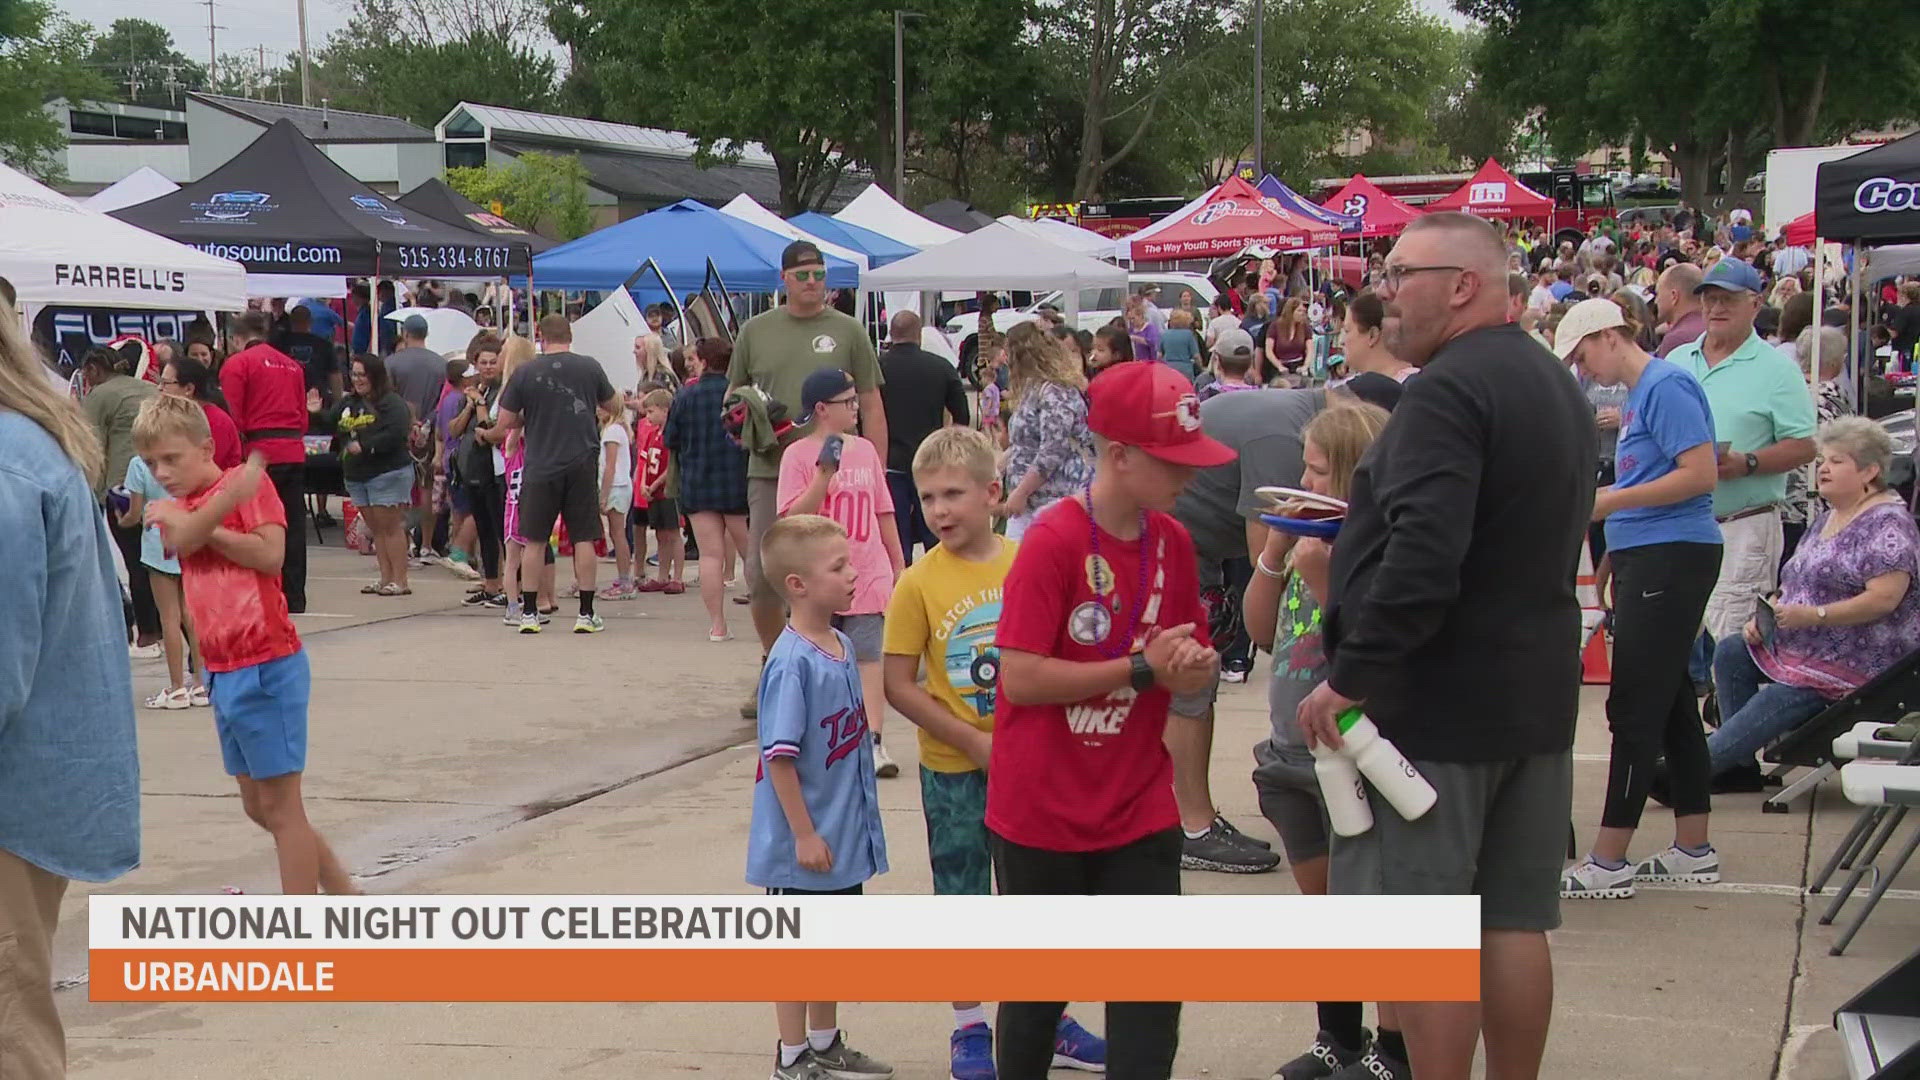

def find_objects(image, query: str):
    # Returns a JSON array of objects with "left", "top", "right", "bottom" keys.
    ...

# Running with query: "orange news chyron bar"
[{"left": 89, "top": 895, "right": 1481, "bottom": 1003}]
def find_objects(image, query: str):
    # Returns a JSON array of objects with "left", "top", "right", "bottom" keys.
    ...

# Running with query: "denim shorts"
[
  {"left": 345, "top": 464, "right": 414, "bottom": 508},
  {"left": 207, "top": 650, "right": 310, "bottom": 780}
]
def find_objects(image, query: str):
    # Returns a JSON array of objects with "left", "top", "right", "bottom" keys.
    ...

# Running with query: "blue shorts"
[
  {"left": 208, "top": 650, "right": 310, "bottom": 780},
  {"left": 345, "top": 464, "right": 414, "bottom": 508}
]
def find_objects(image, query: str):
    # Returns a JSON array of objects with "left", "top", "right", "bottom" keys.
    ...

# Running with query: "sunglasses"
[{"left": 787, "top": 269, "right": 827, "bottom": 282}]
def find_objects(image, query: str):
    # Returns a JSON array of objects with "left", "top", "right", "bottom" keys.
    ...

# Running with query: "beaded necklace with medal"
[{"left": 1084, "top": 483, "right": 1153, "bottom": 659}]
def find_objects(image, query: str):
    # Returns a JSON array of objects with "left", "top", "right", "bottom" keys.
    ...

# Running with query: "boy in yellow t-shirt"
[{"left": 881, "top": 426, "right": 1105, "bottom": 1075}]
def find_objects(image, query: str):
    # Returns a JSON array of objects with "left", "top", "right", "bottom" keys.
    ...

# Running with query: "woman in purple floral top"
[
  {"left": 1001, "top": 323, "right": 1092, "bottom": 540},
  {"left": 1706, "top": 417, "right": 1920, "bottom": 776}
]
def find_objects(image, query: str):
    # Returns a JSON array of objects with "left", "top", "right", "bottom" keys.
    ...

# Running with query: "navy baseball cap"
[
  {"left": 1694, "top": 259, "right": 1763, "bottom": 295},
  {"left": 401, "top": 313, "right": 430, "bottom": 337},
  {"left": 781, "top": 240, "right": 825, "bottom": 270},
  {"left": 800, "top": 367, "right": 855, "bottom": 417}
]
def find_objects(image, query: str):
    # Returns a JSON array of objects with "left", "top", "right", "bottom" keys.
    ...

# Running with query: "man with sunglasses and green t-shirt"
[{"left": 730, "top": 241, "right": 888, "bottom": 721}]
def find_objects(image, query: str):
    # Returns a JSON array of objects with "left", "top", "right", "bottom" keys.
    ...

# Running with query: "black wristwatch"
[
  {"left": 1128, "top": 652, "right": 1156, "bottom": 692},
  {"left": 1744, "top": 452, "right": 1761, "bottom": 476}
]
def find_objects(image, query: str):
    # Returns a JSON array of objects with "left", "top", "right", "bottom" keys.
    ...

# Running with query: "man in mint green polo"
[{"left": 1667, "top": 258, "right": 1816, "bottom": 645}]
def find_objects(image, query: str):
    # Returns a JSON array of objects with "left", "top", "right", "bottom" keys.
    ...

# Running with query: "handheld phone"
[
  {"left": 1755, "top": 594, "right": 1779, "bottom": 652},
  {"left": 817, "top": 434, "right": 845, "bottom": 469}
]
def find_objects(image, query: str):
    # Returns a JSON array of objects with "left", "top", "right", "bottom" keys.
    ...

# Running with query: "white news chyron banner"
[{"left": 94, "top": 895, "right": 1479, "bottom": 951}]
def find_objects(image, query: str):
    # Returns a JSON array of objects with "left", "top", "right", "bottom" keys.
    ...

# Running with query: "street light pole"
[
  {"left": 296, "top": 0, "right": 313, "bottom": 105},
  {"left": 1252, "top": 0, "right": 1264, "bottom": 177},
  {"left": 894, "top": 10, "right": 922, "bottom": 198}
]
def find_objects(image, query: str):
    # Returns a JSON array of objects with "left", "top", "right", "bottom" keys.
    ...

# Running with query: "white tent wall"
[{"left": 569, "top": 287, "right": 648, "bottom": 393}]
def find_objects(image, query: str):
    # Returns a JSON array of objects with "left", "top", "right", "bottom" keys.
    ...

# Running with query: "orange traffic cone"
[{"left": 1581, "top": 620, "right": 1612, "bottom": 684}]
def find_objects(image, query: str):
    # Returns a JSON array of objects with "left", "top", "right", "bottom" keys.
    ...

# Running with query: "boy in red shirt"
[
  {"left": 633, "top": 389, "right": 685, "bottom": 594},
  {"left": 989, "top": 361, "right": 1232, "bottom": 1077},
  {"left": 133, "top": 395, "right": 353, "bottom": 896}
]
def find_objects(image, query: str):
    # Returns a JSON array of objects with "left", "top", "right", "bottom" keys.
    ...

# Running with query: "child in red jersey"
[
  {"left": 987, "top": 361, "right": 1232, "bottom": 1078},
  {"left": 133, "top": 395, "right": 354, "bottom": 896}
]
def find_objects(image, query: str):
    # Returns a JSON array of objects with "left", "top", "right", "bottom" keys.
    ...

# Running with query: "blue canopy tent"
[
  {"left": 789, "top": 212, "right": 920, "bottom": 268},
  {"left": 1257, "top": 174, "right": 1362, "bottom": 234},
  {"left": 527, "top": 199, "right": 860, "bottom": 299}
]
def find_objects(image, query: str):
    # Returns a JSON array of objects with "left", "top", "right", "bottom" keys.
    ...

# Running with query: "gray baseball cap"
[{"left": 1211, "top": 326, "right": 1256, "bottom": 360}]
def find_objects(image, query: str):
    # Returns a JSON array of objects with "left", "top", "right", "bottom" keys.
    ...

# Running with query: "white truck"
[{"left": 1764, "top": 143, "right": 1876, "bottom": 233}]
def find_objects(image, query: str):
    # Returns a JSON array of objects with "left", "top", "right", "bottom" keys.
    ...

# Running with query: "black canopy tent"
[
  {"left": 918, "top": 198, "right": 994, "bottom": 233},
  {"left": 397, "top": 178, "right": 557, "bottom": 254},
  {"left": 112, "top": 120, "right": 530, "bottom": 278},
  {"left": 1812, "top": 131, "right": 1920, "bottom": 413},
  {"left": 1815, "top": 131, "right": 1920, "bottom": 244}
]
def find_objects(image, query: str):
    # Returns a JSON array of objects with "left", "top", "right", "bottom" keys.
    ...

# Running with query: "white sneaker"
[
  {"left": 518, "top": 610, "right": 543, "bottom": 634},
  {"left": 143, "top": 686, "right": 191, "bottom": 710},
  {"left": 1560, "top": 857, "right": 1635, "bottom": 899},
  {"left": 872, "top": 738, "right": 899, "bottom": 779},
  {"left": 129, "top": 642, "right": 162, "bottom": 660},
  {"left": 1634, "top": 845, "right": 1721, "bottom": 884}
]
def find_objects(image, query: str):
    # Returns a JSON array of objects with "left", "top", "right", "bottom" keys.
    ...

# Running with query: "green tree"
[
  {"left": 316, "top": 0, "right": 557, "bottom": 125},
  {"left": 446, "top": 150, "right": 593, "bottom": 239},
  {"left": 549, "top": 0, "right": 893, "bottom": 215},
  {"left": 898, "top": 0, "right": 1043, "bottom": 209},
  {"left": 1032, "top": 0, "right": 1229, "bottom": 200},
  {"left": 86, "top": 18, "right": 207, "bottom": 110},
  {"left": 0, "top": 1, "right": 109, "bottom": 180},
  {"left": 1461, "top": 0, "right": 1920, "bottom": 201}
]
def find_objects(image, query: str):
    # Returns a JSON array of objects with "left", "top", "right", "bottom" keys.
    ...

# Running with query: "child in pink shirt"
[{"left": 777, "top": 367, "right": 906, "bottom": 778}]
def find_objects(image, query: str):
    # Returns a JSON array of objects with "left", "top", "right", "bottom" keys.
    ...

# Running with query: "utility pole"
[
  {"left": 893, "top": 10, "right": 922, "bottom": 198},
  {"left": 257, "top": 44, "right": 267, "bottom": 99},
  {"left": 1252, "top": 0, "right": 1264, "bottom": 178},
  {"left": 296, "top": 0, "right": 312, "bottom": 105},
  {"left": 201, "top": 0, "right": 226, "bottom": 87}
]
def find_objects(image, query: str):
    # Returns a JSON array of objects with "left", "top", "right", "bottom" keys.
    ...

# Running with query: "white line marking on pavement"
[
  {"left": 1636, "top": 880, "right": 1920, "bottom": 902},
  {"left": 292, "top": 612, "right": 354, "bottom": 618}
]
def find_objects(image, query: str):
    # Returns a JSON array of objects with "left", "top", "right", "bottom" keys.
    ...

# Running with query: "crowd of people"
[{"left": 5, "top": 189, "right": 1920, "bottom": 1080}]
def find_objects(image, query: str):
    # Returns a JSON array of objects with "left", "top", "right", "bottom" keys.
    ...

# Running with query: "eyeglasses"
[
  {"left": 787, "top": 269, "right": 827, "bottom": 282},
  {"left": 1381, "top": 264, "right": 1465, "bottom": 291},
  {"left": 826, "top": 394, "right": 858, "bottom": 407}
]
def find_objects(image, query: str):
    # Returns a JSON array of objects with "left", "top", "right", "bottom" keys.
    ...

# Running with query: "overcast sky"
[{"left": 55, "top": 0, "right": 1469, "bottom": 90}]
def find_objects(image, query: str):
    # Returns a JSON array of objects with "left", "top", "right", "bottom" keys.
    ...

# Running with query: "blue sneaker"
[
  {"left": 949, "top": 1022, "right": 995, "bottom": 1080},
  {"left": 1053, "top": 1015, "right": 1106, "bottom": 1072}
]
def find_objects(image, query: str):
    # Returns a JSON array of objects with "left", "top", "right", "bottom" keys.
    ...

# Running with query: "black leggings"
[
  {"left": 264, "top": 461, "right": 307, "bottom": 613},
  {"left": 1601, "top": 541, "right": 1721, "bottom": 829},
  {"left": 107, "top": 507, "right": 158, "bottom": 641},
  {"left": 990, "top": 827, "right": 1182, "bottom": 1080},
  {"left": 465, "top": 478, "right": 505, "bottom": 581}
]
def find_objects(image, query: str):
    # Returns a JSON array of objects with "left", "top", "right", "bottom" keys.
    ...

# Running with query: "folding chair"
[
  {"left": 1817, "top": 745, "right": 1920, "bottom": 957},
  {"left": 1834, "top": 945, "right": 1920, "bottom": 1078},
  {"left": 1758, "top": 645, "right": 1920, "bottom": 814}
]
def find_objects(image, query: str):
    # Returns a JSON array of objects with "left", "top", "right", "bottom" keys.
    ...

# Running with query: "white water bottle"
[
  {"left": 1337, "top": 707, "right": 1437, "bottom": 822},
  {"left": 1312, "top": 743, "right": 1375, "bottom": 837}
]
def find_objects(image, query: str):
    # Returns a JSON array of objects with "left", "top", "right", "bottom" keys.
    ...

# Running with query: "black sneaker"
[
  {"left": 481, "top": 593, "right": 509, "bottom": 609},
  {"left": 1182, "top": 820, "right": 1280, "bottom": 873},
  {"left": 1272, "top": 1029, "right": 1364, "bottom": 1079},
  {"left": 461, "top": 590, "right": 493, "bottom": 607},
  {"left": 1214, "top": 812, "right": 1272, "bottom": 850},
  {"left": 1329, "top": 1045, "right": 1410, "bottom": 1080}
]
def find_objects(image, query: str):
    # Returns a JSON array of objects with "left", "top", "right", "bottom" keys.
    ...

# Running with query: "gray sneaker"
[
  {"left": 770, "top": 1048, "right": 831, "bottom": 1080},
  {"left": 1181, "top": 820, "right": 1281, "bottom": 874},
  {"left": 808, "top": 1032, "right": 893, "bottom": 1079}
]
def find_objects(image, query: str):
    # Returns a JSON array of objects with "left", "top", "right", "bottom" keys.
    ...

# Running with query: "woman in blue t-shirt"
[{"left": 1554, "top": 296, "right": 1725, "bottom": 901}]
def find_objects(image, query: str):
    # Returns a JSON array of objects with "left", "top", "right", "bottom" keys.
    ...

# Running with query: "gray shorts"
[
  {"left": 1252, "top": 739, "right": 1329, "bottom": 864},
  {"left": 832, "top": 613, "right": 885, "bottom": 663},
  {"left": 1329, "top": 751, "right": 1573, "bottom": 932},
  {"left": 745, "top": 476, "right": 780, "bottom": 605}
]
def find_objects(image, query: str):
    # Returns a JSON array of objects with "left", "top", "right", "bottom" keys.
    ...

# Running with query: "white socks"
[
  {"left": 807, "top": 1027, "right": 839, "bottom": 1053},
  {"left": 954, "top": 1005, "right": 988, "bottom": 1029},
  {"left": 779, "top": 1042, "right": 808, "bottom": 1067}
]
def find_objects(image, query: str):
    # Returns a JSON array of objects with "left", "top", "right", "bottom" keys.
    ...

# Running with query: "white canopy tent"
[
  {"left": 995, "top": 214, "right": 1120, "bottom": 259},
  {"left": 721, "top": 194, "right": 870, "bottom": 270},
  {"left": 0, "top": 161, "right": 245, "bottom": 312},
  {"left": 832, "top": 184, "right": 963, "bottom": 249},
  {"left": 82, "top": 166, "right": 179, "bottom": 213},
  {"left": 1863, "top": 244, "right": 1920, "bottom": 281},
  {"left": 862, "top": 222, "right": 1127, "bottom": 321}
]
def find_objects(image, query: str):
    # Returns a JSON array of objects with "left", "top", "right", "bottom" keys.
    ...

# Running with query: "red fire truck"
[{"left": 1311, "top": 166, "right": 1617, "bottom": 247}]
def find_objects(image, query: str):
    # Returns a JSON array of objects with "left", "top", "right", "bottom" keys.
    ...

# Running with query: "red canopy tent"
[
  {"left": 1781, "top": 209, "right": 1817, "bottom": 247},
  {"left": 1426, "top": 158, "right": 1554, "bottom": 220},
  {"left": 1128, "top": 174, "right": 1338, "bottom": 260},
  {"left": 1320, "top": 174, "right": 1424, "bottom": 239}
]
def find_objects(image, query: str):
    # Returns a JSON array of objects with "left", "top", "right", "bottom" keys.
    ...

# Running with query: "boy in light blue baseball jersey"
[{"left": 746, "top": 513, "right": 891, "bottom": 1080}]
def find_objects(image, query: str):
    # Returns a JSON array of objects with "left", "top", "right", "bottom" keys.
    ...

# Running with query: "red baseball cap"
[{"left": 1087, "top": 362, "right": 1236, "bottom": 468}]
